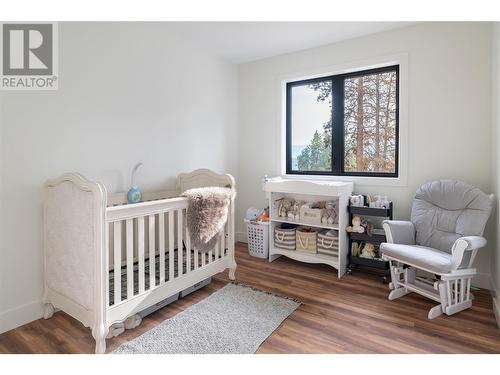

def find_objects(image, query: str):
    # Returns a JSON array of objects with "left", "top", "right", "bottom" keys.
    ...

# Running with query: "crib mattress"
[{"left": 109, "top": 249, "right": 223, "bottom": 306}]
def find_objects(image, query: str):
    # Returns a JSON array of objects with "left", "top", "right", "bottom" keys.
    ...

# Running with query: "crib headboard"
[
  {"left": 44, "top": 173, "right": 107, "bottom": 314},
  {"left": 177, "top": 168, "right": 235, "bottom": 193}
]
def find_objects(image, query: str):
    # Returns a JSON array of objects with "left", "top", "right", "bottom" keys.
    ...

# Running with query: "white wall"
[
  {"left": 492, "top": 22, "right": 500, "bottom": 323},
  {"left": 0, "top": 22, "right": 238, "bottom": 332},
  {"left": 237, "top": 22, "right": 494, "bottom": 287}
]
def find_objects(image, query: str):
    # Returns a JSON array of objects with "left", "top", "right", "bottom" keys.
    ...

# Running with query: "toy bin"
[
  {"left": 317, "top": 230, "right": 339, "bottom": 257},
  {"left": 274, "top": 226, "right": 296, "bottom": 250},
  {"left": 245, "top": 219, "right": 269, "bottom": 259},
  {"left": 296, "top": 227, "right": 318, "bottom": 253}
]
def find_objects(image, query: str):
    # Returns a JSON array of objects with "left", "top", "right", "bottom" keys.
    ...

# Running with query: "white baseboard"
[
  {"left": 0, "top": 300, "right": 43, "bottom": 334},
  {"left": 490, "top": 283, "right": 500, "bottom": 330},
  {"left": 236, "top": 231, "right": 247, "bottom": 243},
  {"left": 472, "top": 272, "right": 491, "bottom": 290},
  {"left": 493, "top": 296, "right": 500, "bottom": 330}
]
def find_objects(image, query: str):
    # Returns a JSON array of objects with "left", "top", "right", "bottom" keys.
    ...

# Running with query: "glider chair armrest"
[
  {"left": 454, "top": 236, "right": 487, "bottom": 251},
  {"left": 450, "top": 236, "right": 487, "bottom": 270},
  {"left": 382, "top": 220, "right": 416, "bottom": 245}
]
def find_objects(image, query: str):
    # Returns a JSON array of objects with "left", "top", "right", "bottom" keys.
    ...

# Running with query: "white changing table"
[{"left": 263, "top": 178, "right": 353, "bottom": 278}]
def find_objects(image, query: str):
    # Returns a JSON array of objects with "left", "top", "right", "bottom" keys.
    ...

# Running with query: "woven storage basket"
[
  {"left": 317, "top": 230, "right": 339, "bottom": 257},
  {"left": 296, "top": 227, "right": 318, "bottom": 253},
  {"left": 274, "top": 227, "right": 296, "bottom": 250}
]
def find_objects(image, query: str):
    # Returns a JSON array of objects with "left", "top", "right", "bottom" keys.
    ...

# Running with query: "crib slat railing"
[
  {"left": 138, "top": 216, "right": 145, "bottom": 293},
  {"left": 106, "top": 196, "right": 187, "bottom": 222},
  {"left": 220, "top": 225, "right": 225, "bottom": 258},
  {"left": 194, "top": 241, "right": 199, "bottom": 270},
  {"left": 186, "top": 224, "right": 191, "bottom": 272},
  {"left": 149, "top": 215, "right": 156, "bottom": 289},
  {"left": 113, "top": 222, "right": 122, "bottom": 304},
  {"left": 214, "top": 234, "right": 219, "bottom": 260},
  {"left": 168, "top": 210, "right": 175, "bottom": 281},
  {"left": 159, "top": 213, "right": 165, "bottom": 285},
  {"left": 126, "top": 219, "right": 134, "bottom": 299},
  {"left": 177, "top": 209, "right": 183, "bottom": 277},
  {"left": 106, "top": 196, "right": 231, "bottom": 307}
]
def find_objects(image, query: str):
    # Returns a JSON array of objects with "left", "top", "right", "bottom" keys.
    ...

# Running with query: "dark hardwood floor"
[{"left": 1, "top": 242, "right": 500, "bottom": 354}]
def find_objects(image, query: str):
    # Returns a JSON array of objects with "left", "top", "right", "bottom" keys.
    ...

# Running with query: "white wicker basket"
[{"left": 245, "top": 219, "right": 269, "bottom": 259}]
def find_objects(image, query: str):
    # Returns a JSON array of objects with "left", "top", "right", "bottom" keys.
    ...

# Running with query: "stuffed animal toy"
[
  {"left": 310, "top": 201, "right": 325, "bottom": 209},
  {"left": 361, "top": 219, "right": 374, "bottom": 237},
  {"left": 246, "top": 207, "right": 263, "bottom": 221},
  {"left": 321, "top": 201, "right": 338, "bottom": 225},
  {"left": 345, "top": 215, "right": 364, "bottom": 233},
  {"left": 360, "top": 242, "right": 376, "bottom": 259},
  {"left": 278, "top": 198, "right": 293, "bottom": 218},
  {"left": 287, "top": 200, "right": 302, "bottom": 220},
  {"left": 255, "top": 208, "right": 269, "bottom": 222}
]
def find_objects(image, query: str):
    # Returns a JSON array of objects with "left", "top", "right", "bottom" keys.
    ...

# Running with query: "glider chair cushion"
[
  {"left": 411, "top": 180, "right": 493, "bottom": 253},
  {"left": 382, "top": 220, "right": 415, "bottom": 245},
  {"left": 381, "top": 243, "right": 453, "bottom": 273}
]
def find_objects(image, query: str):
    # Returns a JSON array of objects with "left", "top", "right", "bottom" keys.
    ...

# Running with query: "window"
[{"left": 286, "top": 65, "right": 399, "bottom": 177}]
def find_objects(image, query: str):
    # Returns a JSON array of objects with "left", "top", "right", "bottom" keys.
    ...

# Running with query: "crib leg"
[
  {"left": 229, "top": 264, "right": 237, "bottom": 281},
  {"left": 228, "top": 240, "right": 237, "bottom": 281},
  {"left": 42, "top": 303, "right": 55, "bottom": 319},
  {"left": 92, "top": 324, "right": 109, "bottom": 354},
  {"left": 228, "top": 245, "right": 237, "bottom": 281}
]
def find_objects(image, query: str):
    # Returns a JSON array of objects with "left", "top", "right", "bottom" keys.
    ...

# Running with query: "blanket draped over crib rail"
[{"left": 182, "top": 187, "right": 233, "bottom": 252}]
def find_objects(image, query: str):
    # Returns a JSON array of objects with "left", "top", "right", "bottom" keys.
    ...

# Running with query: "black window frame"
[{"left": 285, "top": 65, "right": 399, "bottom": 178}]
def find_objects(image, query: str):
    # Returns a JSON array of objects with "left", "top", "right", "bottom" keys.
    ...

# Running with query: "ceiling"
[{"left": 166, "top": 22, "right": 416, "bottom": 64}]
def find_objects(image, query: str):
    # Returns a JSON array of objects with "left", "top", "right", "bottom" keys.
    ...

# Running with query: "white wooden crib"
[{"left": 42, "top": 169, "right": 236, "bottom": 354}]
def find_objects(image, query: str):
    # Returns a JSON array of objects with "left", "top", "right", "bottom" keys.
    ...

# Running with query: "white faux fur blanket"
[{"left": 181, "top": 187, "right": 233, "bottom": 252}]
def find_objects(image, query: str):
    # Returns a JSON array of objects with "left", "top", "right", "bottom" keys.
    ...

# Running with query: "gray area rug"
[{"left": 113, "top": 283, "right": 300, "bottom": 354}]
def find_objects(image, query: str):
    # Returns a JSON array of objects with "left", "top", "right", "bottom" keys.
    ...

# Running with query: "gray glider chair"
[{"left": 380, "top": 180, "right": 493, "bottom": 319}]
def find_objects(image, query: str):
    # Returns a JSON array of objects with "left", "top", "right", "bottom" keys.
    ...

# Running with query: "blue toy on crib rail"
[{"left": 127, "top": 162, "right": 143, "bottom": 204}]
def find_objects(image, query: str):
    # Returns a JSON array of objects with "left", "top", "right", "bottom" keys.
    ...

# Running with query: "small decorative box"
[{"left": 299, "top": 205, "right": 323, "bottom": 224}]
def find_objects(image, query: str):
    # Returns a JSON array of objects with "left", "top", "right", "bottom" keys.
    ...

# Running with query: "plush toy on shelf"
[
  {"left": 321, "top": 201, "right": 338, "bottom": 225},
  {"left": 287, "top": 200, "right": 302, "bottom": 220},
  {"left": 345, "top": 215, "right": 364, "bottom": 233},
  {"left": 276, "top": 198, "right": 293, "bottom": 218},
  {"left": 361, "top": 218, "right": 374, "bottom": 237},
  {"left": 360, "top": 242, "right": 377, "bottom": 259}
]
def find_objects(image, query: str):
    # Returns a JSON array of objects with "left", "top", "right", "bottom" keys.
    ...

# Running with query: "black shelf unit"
[{"left": 347, "top": 200, "right": 393, "bottom": 283}]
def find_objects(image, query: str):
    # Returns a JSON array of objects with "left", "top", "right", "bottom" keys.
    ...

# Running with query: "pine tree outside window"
[{"left": 286, "top": 65, "right": 399, "bottom": 177}]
